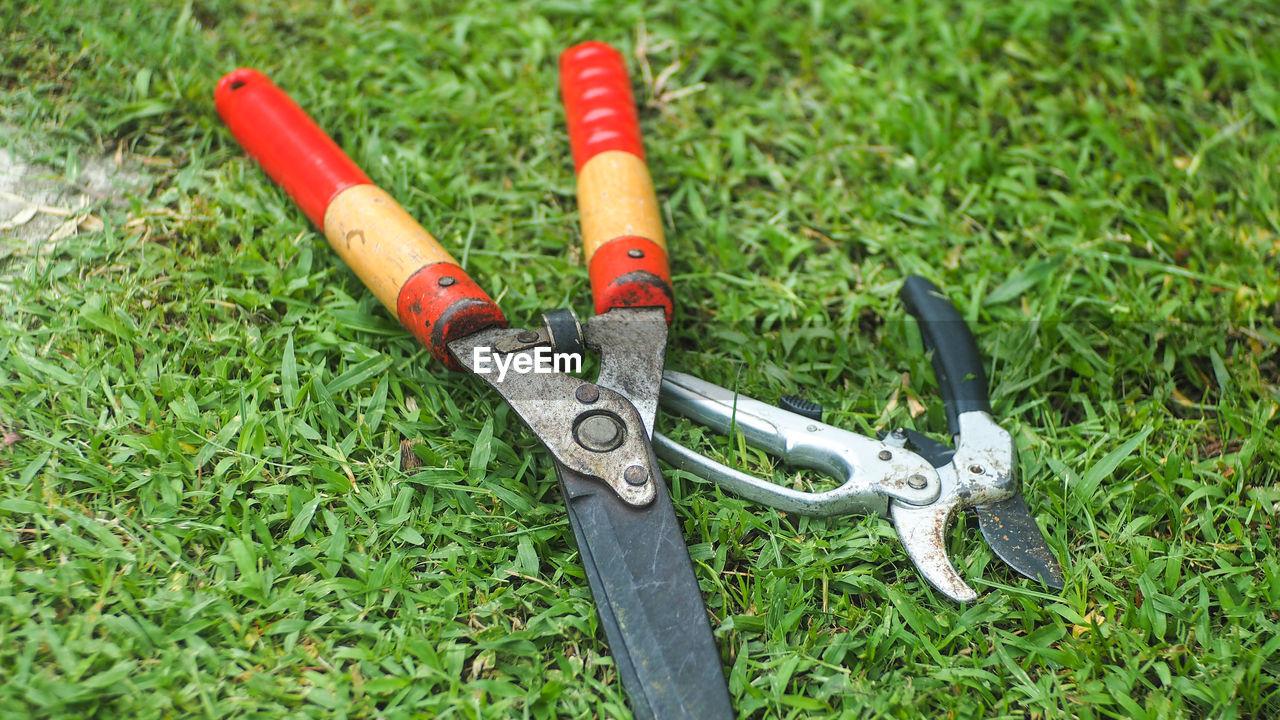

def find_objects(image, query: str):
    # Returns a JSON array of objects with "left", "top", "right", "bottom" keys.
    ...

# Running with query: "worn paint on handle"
[
  {"left": 216, "top": 68, "right": 505, "bottom": 367},
  {"left": 560, "top": 43, "right": 673, "bottom": 321}
]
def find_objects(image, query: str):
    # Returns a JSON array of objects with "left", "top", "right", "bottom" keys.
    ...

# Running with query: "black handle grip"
[{"left": 900, "top": 275, "right": 991, "bottom": 434}]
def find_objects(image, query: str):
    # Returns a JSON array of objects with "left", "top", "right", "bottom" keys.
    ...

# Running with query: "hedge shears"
[
  {"left": 215, "top": 42, "right": 732, "bottom": 720},
  {"left": 656, "top": 277, "right": 1066, "bottom": 602}
]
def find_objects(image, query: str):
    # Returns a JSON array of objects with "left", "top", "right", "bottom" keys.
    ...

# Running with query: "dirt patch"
[{"left": 0, "top": 135, "right": 151, "bottom": 279}]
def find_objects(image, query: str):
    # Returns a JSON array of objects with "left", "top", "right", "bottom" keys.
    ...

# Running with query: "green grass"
[{"left": 2, "top": 0, "right": 1279, "bottom": 717}]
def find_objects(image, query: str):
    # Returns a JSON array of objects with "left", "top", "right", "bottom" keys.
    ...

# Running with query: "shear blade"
[
  {"left": 888, "top": 497, "right": 978, "bottom": 603},
  {"left": 556, "top": 460, "right": 733, "bottom": 720},
  {"left": 975, "top": 494, "right": 1065, "bottom": 590}
]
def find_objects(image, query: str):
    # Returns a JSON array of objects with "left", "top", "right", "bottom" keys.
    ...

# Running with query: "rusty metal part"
[
  {"left": 449, "top": 326, "right": 657, "bottom": 507},
  {"left": 576, "top": 413, "right": 625, "bottom": 452},
  {"left": 584, "top": 307, "right": 668, "bottom": 437},
  {"left": 492, "top": 326, "right": 551, "bottom": 354}
]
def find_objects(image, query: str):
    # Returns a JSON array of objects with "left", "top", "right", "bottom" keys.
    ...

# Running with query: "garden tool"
[
  {"left": 655, "top": 276, "right": 1066, "bottom": 602},
  {"left": 215, "top": 41, "right": 733, "bottom": 720}
]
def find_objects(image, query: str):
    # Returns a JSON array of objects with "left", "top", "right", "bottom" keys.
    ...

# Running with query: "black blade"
[
  {"left": 556, "top": 459, "right": 733, "bottom": 720},
  {"left": 975, "top": 494, "right": 1065, "bottom": 590},
  {"left": 901, "top": 429, "right": 1065, "bottom": 591}
]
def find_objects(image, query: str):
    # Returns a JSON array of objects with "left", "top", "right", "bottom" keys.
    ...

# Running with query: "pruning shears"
[
  {"left": 215, "top": 42, "right": 733, "bottom": 720},
  {"left": 656, "top": 276, "right": 1066, "bottom": 602}
]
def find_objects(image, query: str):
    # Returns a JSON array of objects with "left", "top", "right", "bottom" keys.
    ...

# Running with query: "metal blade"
[
  {"left": 889, "top": 491, "right": 979, "bottom": 603},
  {"left": 585, "top": 307, "right": 668, "bottom": 437},
  {"left": 975, "top": 494, "right": 1065, "bottom": 590},
  {"left": 557, "top": 458, "right": 733, "bottom": 720}
]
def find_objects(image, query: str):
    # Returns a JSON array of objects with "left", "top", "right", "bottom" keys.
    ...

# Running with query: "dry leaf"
[
  {"left": 1071, "top": 610, "right": 1107, "bottom": 637},
  {"left": 882, "top": 387, "right": 900, "bottom": 416},
  {"left": 48, "top": 217, "right": 79, "bottom": 242},
  {"left": 907, "top": 394, "right": 927, "bottom": 417},
  {"left": 400, "top": 438, "right": 424, "bottom": 473},
  {"left": 8, "top": 206, "right": 38, "bottom": 227},
  {"left": 77, "top": 214, "right": 104, "bottom": 232}
]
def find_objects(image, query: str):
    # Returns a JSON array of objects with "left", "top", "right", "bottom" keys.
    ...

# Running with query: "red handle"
[
  {"left": 215, "top": 68, "right": 371, "bottom": 227},
  {"left": 561, "top": 42, "right": 646, "bottom": 172},
  {"left": 560, "top": 43, "right": 673, "bottom": 322},
  {"left": 215, "top": 69, "right": 505, "bottom": 368}
]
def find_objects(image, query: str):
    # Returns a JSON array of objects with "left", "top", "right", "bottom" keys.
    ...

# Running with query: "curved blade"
[
  {"left": 557, "top": 457, "right": 733, "bottom": 720},
  {"left": 888, "top": 491, "right": 978, "bottom": 603},
  {"left": 975, "top": 494, "right": 1065, "bottom": 589}
]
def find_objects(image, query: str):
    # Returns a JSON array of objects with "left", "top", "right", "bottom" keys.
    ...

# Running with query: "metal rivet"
[
  {"left": 576, "top": 415, "right": 623, "bottom": 452},
  {"left": 907, "top": 474, "right": 928, "bottom": 490},
  {"left": 878, "top": 450, "right": 893, "bottom": 461},
  {"left": 969, "top": 465, "right": 985, "bottom": 475},
  {"left": 438, "top": 276, "right": 456, "bottom": 287},
  {"left": 516, "top": 330, "right": 539, "bottom": 343},
  {"left": 624, "top": 465, "right": 648, "bottom": 486},
  {"left": 891, "top": 428, "right": 907, "bottom": 440},
  {"left": 575, "top": 384, "right": 600, "bottom": 404},
  {"left": 628, "top": 248, "right": 644, "bottom": 259}
]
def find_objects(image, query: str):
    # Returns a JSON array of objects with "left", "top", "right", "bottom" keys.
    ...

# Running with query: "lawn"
[{"left": 1, "top": 0, "right": 1278, "bottom": 718}]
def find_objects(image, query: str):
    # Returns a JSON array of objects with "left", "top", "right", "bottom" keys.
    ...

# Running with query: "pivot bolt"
[
  {"left": 575, "top": 414, "right": 623, "bottom": 452},
  {"left": 969, "top": 464, "right": 985, "bottom": 475},
  {"left": 907, "top": 474, "right": 928, "bottom": 490},
  {"left": 878, "top": 450, "right": 893, "bottom": 461},
  {"left": 516, "top": 330, "right": 539, "bottom": 343},
  {"left": 623, "top": 465, "right": 648, "bottom": 486},
  {"left": 575, "top": 384, "right": 600, "bottom": 404}
]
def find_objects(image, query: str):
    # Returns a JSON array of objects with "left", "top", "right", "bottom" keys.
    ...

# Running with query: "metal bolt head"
[
  {"left": 890, "top": 428, "right": 907, "bottom": 440},
  {"left": 438, "top": 276, "right": 457, "bottom": 287},
  {"left": 627, "top": 248, "right": 644, "bottom": 259},
  {"left": 623, "top": 465, "right": 648, "bottom": 486},
  {"left": 969, "top": 464, "right": 985, "bottom": 475},
  {"left": 575, "top": 414, "right": 623, "bottom": 452},
  {"left": 574, "top": 384, "right": 600, "bottom": 404},
  {"left": 907, "top": 474, "right": 928, "bottom": 490},
  {"left": 516, "top": 330, "right": 539, "bottom": 343},
  {"left": 878, "top": 450, "right": 893, "bottom": 461}
]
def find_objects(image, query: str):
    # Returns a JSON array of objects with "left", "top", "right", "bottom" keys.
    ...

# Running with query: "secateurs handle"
[
  {"left": 900, "top": 276, "right": 992, "bottom": 434},
  {"left": 560, "top": 42, "right": 674, "bottom": 322},
  {"left": 214, "top": 68, "right": 506, "bottom": 368}
]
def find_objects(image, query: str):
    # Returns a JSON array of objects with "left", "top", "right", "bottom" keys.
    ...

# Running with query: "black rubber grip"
[
  {"left": 779, "top": 394, "right": 823, "bottom": 422},
  {"left": 900, "top": 275, "right": 991, "bottom": 434}
]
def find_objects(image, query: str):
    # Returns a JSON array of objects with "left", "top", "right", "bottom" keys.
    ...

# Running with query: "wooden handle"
[
  {"left": 560, "top": 42, "right": 673, "bottom": 322},
  {"left": 215, "top": 68, "right": 505, "bottom": 367}
]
